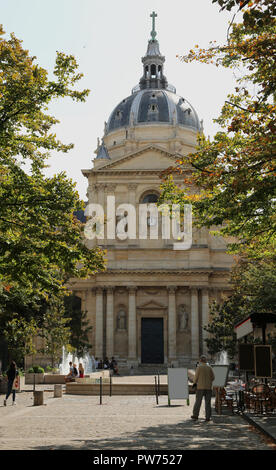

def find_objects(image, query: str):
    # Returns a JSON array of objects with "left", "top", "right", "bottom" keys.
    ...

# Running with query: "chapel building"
[{"left": 69, "top": 15, "right": 233, "bottom": 370}]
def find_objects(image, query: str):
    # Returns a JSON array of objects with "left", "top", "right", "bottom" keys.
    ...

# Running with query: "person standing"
[
  {"left": 191, "top": 355, "right": 215, "bottom": 422},
  {"left": 4, "top": 361, "right": 18, "bottom": 406}
]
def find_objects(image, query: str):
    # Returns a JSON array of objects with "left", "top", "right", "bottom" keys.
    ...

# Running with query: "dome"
[
  {"left": 106, "top": 88, "right": 201, "bottom": 134},
  {"left": 103, "top": 12, "right": 201, "bottom": 138}
]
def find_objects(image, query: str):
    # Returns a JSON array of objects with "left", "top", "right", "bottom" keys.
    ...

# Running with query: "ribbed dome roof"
[{"left": 106, "top": 89, "right": 201, "bottom": 134}]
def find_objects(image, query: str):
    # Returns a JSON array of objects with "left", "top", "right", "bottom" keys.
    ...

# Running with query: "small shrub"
[{"left": 28, "top": 366, "right": 44, "bottom": 374}]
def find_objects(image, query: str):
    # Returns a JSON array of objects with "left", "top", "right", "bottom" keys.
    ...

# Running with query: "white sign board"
[
  {"left": 212, "top": 365, "right": 229, "bottom": 388},
  {"left": 168, "top": 368, "right": 189, "bottom": 400},
  {"left": 235, "top": 318, "right": 253, "bottom": 339}
]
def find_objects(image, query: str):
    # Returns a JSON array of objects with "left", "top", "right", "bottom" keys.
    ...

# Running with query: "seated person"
[
  {"left": 110, "top": 357, "right": 119, "bottom": 375},
  {"left": 65, "top": 362, "right": 74, "bottom": 382},
  {"left": 104, "top": 357, "right": 110, "bottom": 369},
  {"left": 78, "top": 363, "right": 84, "bottom": 378}
]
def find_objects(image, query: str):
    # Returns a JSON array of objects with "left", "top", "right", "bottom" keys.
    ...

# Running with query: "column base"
[{"left": 127, "top": 360, "right": 139, "bottom": 368}]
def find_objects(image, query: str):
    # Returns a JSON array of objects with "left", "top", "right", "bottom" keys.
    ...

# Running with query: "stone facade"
[
  {"left": 67, "top": 19, "right": 234, "bottom": 369},
  {"left": 69, "top": 134, "right": 233, "bottom": 369},
  {"left": 27, "top": 17, "right": 234, "bottom": 370}
]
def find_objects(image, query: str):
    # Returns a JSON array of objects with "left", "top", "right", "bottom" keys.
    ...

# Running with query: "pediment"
[
  {"left": 96, "top": 145, "right": 180, "bottom": 172},
  {"left": 137, "top": 300, "right": 166, "bottom": 310}
]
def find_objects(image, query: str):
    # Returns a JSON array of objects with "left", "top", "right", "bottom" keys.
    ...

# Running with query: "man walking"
[{"left": 191, "top": 355, "right": 215, "bottom": 422}]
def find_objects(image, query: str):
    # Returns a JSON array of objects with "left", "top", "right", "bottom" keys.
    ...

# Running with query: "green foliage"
[
  {"left": 0, "top": 26, "right": 106, "bottom": 362},
  {"left": 204, "top": 256, "right": 276, "bottom": 357},
  {"left": 64, "top": 294, "right": 93, "bottom": 358},
  {"left": 28, "top": 365, "right": 44, "bottom": 374},
  {"left": 161, "top": 2, "right": 276, "bottom": 258},
  {"left": 3, "top": 315, "right": 39, "bottom": 365},
  {"left": 39, "top": 298, "right": 71, "bottom": 367}
]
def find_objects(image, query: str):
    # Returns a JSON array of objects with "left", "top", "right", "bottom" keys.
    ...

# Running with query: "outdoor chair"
[
  {"left": 219, "top": 387, "right": 234, "bottom": 413},
  {"left": 250, "top": 384, "right": 271, "bottom": 414}
]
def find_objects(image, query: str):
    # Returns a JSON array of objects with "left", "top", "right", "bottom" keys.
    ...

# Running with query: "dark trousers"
[
  {"left": 192, "top": 389, "right": 212, "bottom": 420},
  {"left": 5, "top": 380, "right": 16, "bottom": 401}
]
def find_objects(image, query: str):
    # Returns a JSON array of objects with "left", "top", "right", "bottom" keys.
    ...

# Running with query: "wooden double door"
[{"left": 141, "top": 317, "right": 164, "bottom": 364}]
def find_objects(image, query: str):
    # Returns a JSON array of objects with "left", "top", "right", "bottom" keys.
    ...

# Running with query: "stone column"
[
  {"left": 190, "top": 288, "right": 199, "bottom": 360},
  {"left": 106, "top": 287, "right": 114, "bottom": 358},
  {"left": 96, "top": 183, "right": 106, "bottom": 245},
  {"left": 128, "top": 184, "right": 138, "bottom": 244},
  {"left": 128, "top": 287, "right": 137, "bottom": 360},
  {"left": 106, "top": 184, "right": 116, "bottom": 244},
  {"left": 168, "top": 287, "right": 177, "bottom": 362},
  {"left": 95, "top": 287, "right": 104, "bottom": 359},
  {"left": 201, "top": 288, "right": 209, "bottom": 356},
  {"left": 85, "top": 289, "right": 94, "bottom": 348}
]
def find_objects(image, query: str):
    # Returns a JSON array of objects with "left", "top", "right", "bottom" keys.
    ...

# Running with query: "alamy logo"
[{"left": 84, "top": 196, "right": 192, "bottom": 250}]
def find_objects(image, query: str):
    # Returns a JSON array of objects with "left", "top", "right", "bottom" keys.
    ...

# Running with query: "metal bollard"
[
  {"left": 154, "top": 376, "right": 159, "bottom": 405},
  {"left": 110, "top": 374, "right": 112, "bottom": 397},
  {"left": 100, "top": 377, "right": 102, "bottom": 405}
]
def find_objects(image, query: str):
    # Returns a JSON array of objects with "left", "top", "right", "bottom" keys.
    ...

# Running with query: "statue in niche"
[
  {"left": 117, "top": 309, "right": 126, "bottom": 330},
  {"left": 178, "top": 305, "right": 189, "bottom": 330}
]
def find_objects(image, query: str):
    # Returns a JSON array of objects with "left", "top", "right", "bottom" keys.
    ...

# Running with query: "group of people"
[
  {"left": 95, "top": 357, "right": 119, "bottom": 375},
  {"left": 3, "top": 355, "right": 213, "bottom": 420},
  {"left": 65, "top": 362, "right": 85, "bottom": 383},
  {"left": 64, "top": 356, "right": 119, "bottom": 381}
]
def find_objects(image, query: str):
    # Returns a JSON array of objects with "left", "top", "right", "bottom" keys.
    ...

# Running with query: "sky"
[{"left": 0, "top": 0, "right": 242, "bottom": 200}]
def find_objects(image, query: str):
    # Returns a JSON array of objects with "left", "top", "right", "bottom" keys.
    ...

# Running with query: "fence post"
[
  {"left": 100, "top": 377, "right": 102, "bottom": 405},
  {"left": 110, "top": 374, "right": 112, "bottom": 397},
  {"left": 154, "top": 376, "right": 159, "bottom": 405}
]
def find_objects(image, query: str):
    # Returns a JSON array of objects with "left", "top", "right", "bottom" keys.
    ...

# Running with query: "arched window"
[
  {"left": 140, "top": 193, "right": 159, "bottom": 204},
  {"left": 150, "top": 64, "right": 156, "bottom": 78}
]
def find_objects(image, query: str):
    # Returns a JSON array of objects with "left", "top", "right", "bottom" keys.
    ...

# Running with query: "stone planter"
[
  {"left": 44, "top": 374, "right": 65, "bottom": 384},
  {"left": 0, "top": 375, "right": 25, "bottom": 393},
  {"left": 25, "top": 373, "right": 45, "bottom": 385},
  {"left": 0, "top": 377, "right": 8, "bottom": 394}
]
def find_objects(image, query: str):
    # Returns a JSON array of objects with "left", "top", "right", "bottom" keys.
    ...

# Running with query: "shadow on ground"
[{"left": 31, "top": 415, "right": 269, "bottom": 451}]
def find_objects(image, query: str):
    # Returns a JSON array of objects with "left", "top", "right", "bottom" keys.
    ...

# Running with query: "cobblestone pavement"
[{"left": 0, "top": 388, "right": 274, "bottom": 451}]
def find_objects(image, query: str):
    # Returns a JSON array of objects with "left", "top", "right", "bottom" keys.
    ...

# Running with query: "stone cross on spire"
[{"left": 150, "top": 11, "right": 157, "bottom": 40}]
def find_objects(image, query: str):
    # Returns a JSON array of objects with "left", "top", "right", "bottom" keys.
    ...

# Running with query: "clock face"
[{"left": 147, "top": 215, "right": 157, "bottom": 226}]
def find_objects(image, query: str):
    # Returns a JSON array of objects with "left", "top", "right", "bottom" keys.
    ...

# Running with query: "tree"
[
  {"left": 64, "top": 294, "right": 93, "bottom": 358},
  {"left": 3, "top": 315, "right": 39, "bottom": 367},
  {"left": 0, "top": 26, "right": 105, "bottom": 361},
  {"left": 204, "top": 256, "right": 276, "bottom": 357},
  {"left": 39, "top": 299, "right": 71, "bottom": 368},
  {"left": 161, "top": 1, "right": 276, "bottom": 258}
]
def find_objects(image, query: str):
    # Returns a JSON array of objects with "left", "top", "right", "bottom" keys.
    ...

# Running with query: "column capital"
[
  {"left": 168, "top": 286, "right": 177, "bottom": 294},
  {"left": 128, "top": 286, "right": 138, "bottom": 294},
  {"left": 106, "top": 183, "right": 117, "bottom": 193},
  {"left": 128, "top": 183, "right": 138, "bottom": 191},
  {"left": 95, "top": 183, "right": 106, "bottom": 192},
  {"left": 95, "top": 286, "right": 104, "bottom": 294},
  {"left": 106, "top": 286, "right": 115, "bottom": 294}
]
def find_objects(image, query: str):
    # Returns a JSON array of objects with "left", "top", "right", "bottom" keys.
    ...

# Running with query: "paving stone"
[{"left": 0, "top": 389, "right": 273, "bottom": 450}]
